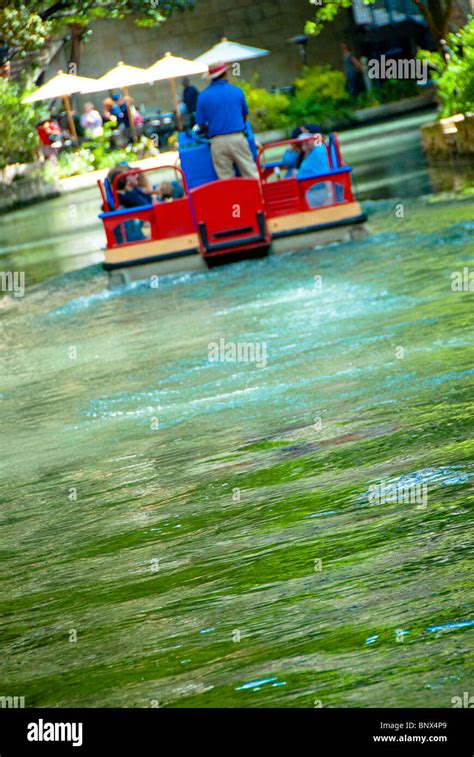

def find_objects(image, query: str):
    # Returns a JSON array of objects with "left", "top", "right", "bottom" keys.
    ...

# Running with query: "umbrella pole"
[
  {"left": 123, "top": 85, "right": 138, "bottom": 143},
  {"left": 169, "top": 78, "right": 183, "bottom": 131},
  {"left": 63, "top": 94, "right": 78, "bottom": 144}
]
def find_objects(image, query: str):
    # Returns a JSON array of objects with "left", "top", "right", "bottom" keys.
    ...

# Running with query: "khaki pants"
[{"left": 210, "top": 132, "right": 259, "bottom": 180}]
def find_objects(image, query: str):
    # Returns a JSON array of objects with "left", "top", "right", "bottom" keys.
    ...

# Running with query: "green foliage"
[
  {"left": 0, "top": 78, "right": 40, "bottom": 170},
  {"left": 355, "top": 78, "right": 420, "bottom": 109},
  {"left": 305, "top": 0, "right": 369, "bottom": 36},
  {"left": 80, "top": 124, "right": 130, "bottom": 172},
  {"left": 237, "top": 77, "right": 291, "bottom": 132},
  {"left": 41, "top": 125, "right": 159, "bottom": 180},
  {"left": 0, "top": 4, "right": 48, "bottom": 57},
  {"left": 0, "top": 1, "right": 195, "bottom": 62},
  {"left": 41, "top": 148, "right": 96, "bottom": 180},
  {"left": 420, "top": 19, "right": 474, "bottom": 117},
  {"left": 237, "top": 67, "right": 352, "bottom": 132},
  {"left": 287, "top": 65, "right": 351, "bottom": 127}
]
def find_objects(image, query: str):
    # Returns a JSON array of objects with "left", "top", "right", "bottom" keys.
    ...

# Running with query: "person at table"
[
  {"left": 102, "top": 97, "right": 119, "bottom": 124},
  {"left": 80, "top": 102, "right": 103, "bottom": 137},
  {"left": 196, "top": 62, "right": 258, "bottom": 180},
  {"left": 36, "top": 118, "right": 62, "bottom": 161},
  {"left": 109, "top": 94, "right": 124, "bottom": 122}
]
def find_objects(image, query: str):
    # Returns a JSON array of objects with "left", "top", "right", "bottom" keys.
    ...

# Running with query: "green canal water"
[{"left": 0, "top": 115, "right": 473, "bottom": 708}]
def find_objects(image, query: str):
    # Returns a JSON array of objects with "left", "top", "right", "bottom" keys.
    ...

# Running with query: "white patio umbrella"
[
  {"left": 79, "top": 61, "right": 152, "bottom": 141},
  {"left": 23, "top": 70, "right": 99, "bottom": 141},
  {"left": 194, "top": 37, "right": 270, "bottom": 66},
  {"left": 146, "top": 52, "right": 207, "bottom": 130}
]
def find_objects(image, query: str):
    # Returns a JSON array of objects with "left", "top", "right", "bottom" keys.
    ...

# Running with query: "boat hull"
[{"left": 106, "top": 207, "right": 368, "bottom": 287}]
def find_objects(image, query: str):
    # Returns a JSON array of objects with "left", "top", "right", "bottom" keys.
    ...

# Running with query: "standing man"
[
  {"left": 341, "top": 42, "right": 365, "bottom": 101},
  {"left": 196, "top": 62, "right": 259, "bottom": 180},
  {"left": 182, "top": 77, "right": 199, "bottom": 125}
]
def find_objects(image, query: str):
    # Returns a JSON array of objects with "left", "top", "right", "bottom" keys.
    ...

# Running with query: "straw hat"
[{"left": 204, "top": 61, "right": 229, "bottom": 79}]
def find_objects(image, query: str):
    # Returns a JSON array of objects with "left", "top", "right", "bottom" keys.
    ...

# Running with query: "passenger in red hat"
[{"left": 196, "top": 62, "right": 258, "bottom": 180}]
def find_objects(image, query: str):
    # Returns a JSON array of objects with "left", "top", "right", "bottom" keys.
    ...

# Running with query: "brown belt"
[{"left": 210, "top": 131, "right": 245, "bottom": 140}]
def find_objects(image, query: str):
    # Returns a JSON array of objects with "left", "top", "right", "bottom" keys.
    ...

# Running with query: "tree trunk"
[{"left": 68, "top": 23, "right": 84, "bottom": 75}]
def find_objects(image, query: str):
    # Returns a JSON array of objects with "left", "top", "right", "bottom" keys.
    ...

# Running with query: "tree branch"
[
  {"left": 440, "top": 0, "right": 454, "bottom": 39},
  {"left": 412, "top": 0, "right": 443, "bottom": 50}
]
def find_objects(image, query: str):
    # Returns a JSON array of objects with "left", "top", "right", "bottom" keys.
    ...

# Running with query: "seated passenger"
[
  {"left": 115, "top": 171, "right": 154, "bottom": 209},
  {"left": 282, "top": 135, "right": 317, "bottom": 177},
  {"left": 105, "top": 165, "right": 149, "bottom": 244},
  {"left": 296, "top": 136, "right": 330, "bottom": 179},
  {"left": 282, "top": 141, "right": 305, "bottom": 177},
  {"left": 291, "top": 124, "right": 324, "bottom": 139},
  {"left": 108, "top": 165, "right": 184, "bottom": 209},
  {"left": 156, "top": 180, "right": 184, "bottom": 201}
]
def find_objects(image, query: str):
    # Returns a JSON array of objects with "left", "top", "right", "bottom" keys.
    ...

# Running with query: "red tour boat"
[{"left": 97, "top": 128, "right": 367, "bottom": 285}]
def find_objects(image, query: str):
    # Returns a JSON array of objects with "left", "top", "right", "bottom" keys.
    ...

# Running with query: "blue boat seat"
[
  {"left": 103, "top": 178, "right": 116, "bottom": 211},
  {"left": 328, "top": 134, "right": 340, "bottom": 169}
]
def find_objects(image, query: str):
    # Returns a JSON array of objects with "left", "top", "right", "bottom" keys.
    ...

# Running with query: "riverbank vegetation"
[
  {"left": 420, "top": 18, "right": 474, "bottom": 117},
  {"left": 419, "top": 19, "right": 474, "bottom": 160},
  {"left": 239, "top": 64, "right": 422, "bottom": 132},
  {"left": 40, "top": 124, "right": 160, "bottom": 180},
  {"left": 0, "top": 78, "right": 38, "bottom": 172},
  {"left": 287, "top": 65, "right": 351, "bottom": 128},
  {"left": 237, "top": 79, "right": 291, "bottom": 132}
]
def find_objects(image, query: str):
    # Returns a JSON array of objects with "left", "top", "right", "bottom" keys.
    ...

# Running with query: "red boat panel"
[
  {"left": 151, "top": 198, "right": 196, "bottom": 240},
  {"left": 101, "top": 206, "right": 155, "bottom": 248},
  {"left": 190, "top": 178, "right": 270, "bottom": 258},
  {"left": 296, "top": 171, "right": 355, "bottom": 207},
  {"left": 262, "top": 179, "right": 301, "bottom": 217}
]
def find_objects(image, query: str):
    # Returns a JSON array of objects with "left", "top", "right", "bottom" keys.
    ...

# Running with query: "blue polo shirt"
[{"left": 196, "top": 79, "right": 249, "bottom": 138}]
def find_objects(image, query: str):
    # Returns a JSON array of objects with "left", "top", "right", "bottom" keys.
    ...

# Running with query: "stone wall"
[
  {"left": 49, "top": 0, "right": 351, "bottom": 112},
  {"left": 0, "top": 175, "right": 60, "bottom": 213},
  {"left": 421, "top": 114, "right": 474, "bottom": 157}
]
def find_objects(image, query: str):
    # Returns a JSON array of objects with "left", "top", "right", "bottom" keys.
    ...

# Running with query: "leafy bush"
[
  {"left": 356, "top": 78, "right": 420, "bottom": 109},
  {"left": 286, "top": 65, "right": 351, "bottom": 128},
  {"left": 237, "top": 77, "right": 291, "bottom": 132},
  {"left": 41, "top": 149, "right": 96, "bottom": 181},
  {"left": 420, "top": 19, "right": 474, "bottom": 117},
  {"left": 41, "top": 124, "right": 159, "bottom": 181},
  {"left": 0, "top": 78, "right": 42, "bottom": 170}
]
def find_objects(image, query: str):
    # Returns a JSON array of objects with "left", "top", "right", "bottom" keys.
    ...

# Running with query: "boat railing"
[
  {"left": 257, "top": 134, "right": 354, "bottom": 216},
  {"left": 257, "top": 135, "right": 327, "bottom": 178}
]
